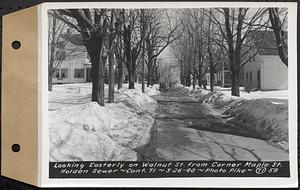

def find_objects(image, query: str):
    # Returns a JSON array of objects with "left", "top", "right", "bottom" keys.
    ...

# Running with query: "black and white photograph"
[
  {"left": 46, "top": 3, "right": 295, "bottom": 181},
  {"left": 0, "top": 0, "right": 298, "bottom": 188}
]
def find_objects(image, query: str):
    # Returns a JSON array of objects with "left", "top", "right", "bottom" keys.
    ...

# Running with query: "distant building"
[
  {"left": 244, "top": 31, "right": 287, "bottom": 91},
  {"left": 205, "top": 63, "right": 244, "bottom": 87}
]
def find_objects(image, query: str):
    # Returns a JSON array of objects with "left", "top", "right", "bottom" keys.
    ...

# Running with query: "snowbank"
[
  {"left": 122, "top": 83, "right": 161, "bottom": 97},
  {"left": 175, "top": 85, "right": 289, "bottom": 151},
  {"left": 49, "top": 83, "right": 160, "bottom": 111},
  {"left": 200, "top": 92, "right": 289, "bottom": 151},
  {"left": 115, "top": 88, "right": 158, "bottom": 115},
  {"left": 49, "top": 84, "right": 159, "bottom": 162},
  {"left": 210, "top": 86, "right": 288, "bottom": 100},
  {"left": 145, "top": 84, "right": 160, "bottom": 96},
  {"left": 174, "top": 84, "right": 209, "bottom": 96}
]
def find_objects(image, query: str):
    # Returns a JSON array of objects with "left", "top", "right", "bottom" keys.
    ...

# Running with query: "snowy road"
[{"left": 138, "top": 88, "right": 289, "bottom": 161}]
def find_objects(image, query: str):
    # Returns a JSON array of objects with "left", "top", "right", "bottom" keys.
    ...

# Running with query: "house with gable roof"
[
  {"left": 244, "top": 31, "right": 288, "bottom": 91},
  {"left": 52, "top": 33, "right": 92, "bottom": 84}
]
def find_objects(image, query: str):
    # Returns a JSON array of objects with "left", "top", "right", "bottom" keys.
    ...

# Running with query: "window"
[
  {"left": 246, "top": 73, "right": 248, "bottom": 82},
  {"left": 53, "top": 68, "right": 68, "bottom": 79},
  {"left": 56, "top": 50, "right": 66, "bottom": 60},
  {"left": 53, "top": 68, "right": 60, "bottom": 78},
  {"left": 74, "top": 68, "right": 84, "bottom": 78},
  {"left": 61, "top": 68, "right": 68, "bottom": 78},
  {"left": 249, "top": 71, "right": 252, "bottom": 84}
]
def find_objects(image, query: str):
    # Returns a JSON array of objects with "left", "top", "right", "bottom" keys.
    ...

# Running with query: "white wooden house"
[
  {"left": 52, "top": 34, "right": 92, "bottom": 84},
  {"left": 244, "top": 31, "right": 288, "bottom": 91}
]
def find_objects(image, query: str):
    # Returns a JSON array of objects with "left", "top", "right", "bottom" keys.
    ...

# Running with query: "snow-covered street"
[
  {"left": 49, "top": 83, "right": 289, "bottom": 162},
  {"left": 177, "top": 85, "right": 289, "bottom": 151}
]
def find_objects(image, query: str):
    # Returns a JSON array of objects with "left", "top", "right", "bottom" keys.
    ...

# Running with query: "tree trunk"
[
  {"left": 183, "top": 64, "right": 187, "bottom": 86},
  {"left": 198, "top": 49, "right": 203, "bottom": 87},
  {"left": 108, "top": 11, "right": 116, "bottom": 103},
  {"left": 128, "top": 68, "right": 135, "bottom": 89},
  {"left": 198, "top": 62, "right": 202, "bottom": 87},
  {"left": 91, "top": 53, "right": 101, "bottom": 105},
  {"left": 208, "top": 45, "right": 214, "bottom": 92},
  {"left": 192, "top": 60, "right": 196, "bottom": 90},
  {"left": 209, "top": 68, "right": 214, "bottom": 92},
  {"left": 99, "top": 56, "right": 105, "bottom": 105},
  {"left": 224, "top": 8, "right": 241, "bottom": 97},
  {"left": 48, "top": 58, "right": 54, "bottom": 92},
  {"left": 147, "top": 60, "right": 153, "bottom": 86},
  {"left": 186, "top": 67, "right": 191, "bottom": 87},
  {"left": 88, "top": 40, "right": 105, "bottom": 106},
  {"left": 147, "top": 48, "right": 155, "bottom": 86},
  {"left": 147, "top": 70, "right": 151, "bottom": 87},
  {"left": 150, "top": 64, "right": 154, "bottom": 86},
  {"left": 48, "top": 15, "right": 56, "bottom": 92},
  {"left": 269, "top": 8, "right": 288, "bottom": 67},
  {"left": 231, "top": 68, "right": 240, "bottom": 96},
  {"left": 48, "top": 70, "right": 53, "bottom": 91},
  {"left": 117, "top": 58, "right": 123, "bottom": 89},
  {"left": 141, "top": 42, "right": 145, "bottom": 93},
  {"left": 192, "top": 76, "right": 196, "bottom": 89},
  {"left": 180, "top": 59, "right": 184, "bottom": 85},
  {"left": 152, "top": 62, "right": 158, "bottom": 85},
  {"left": 123, "top": 27, "right": 137, "bottom": 90},
  {"left": 125, "top": 54, "right": 136, "bottom": 89},
  {"left": 108, "top": 52, "right": 115, "bottom": 103},
  {"left": 231, "top": 49, "right": 241, "bottom": 96}
]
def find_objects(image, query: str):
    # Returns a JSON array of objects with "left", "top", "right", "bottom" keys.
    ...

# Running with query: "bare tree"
[
  {"left": 144, "top": 9, "right": 181, "bottom": 86},
  {"left": 171, "top": 31, "right": 192, "bottom": 87},
  {"left": 207, "top": 10, "right": 215, "bottom": 92},
  {"left": 204, "top": 9, "right": 228, "bottom": 92},
  {"left": 268, "top": 8, "right": 288, "bottom": 67},
  {"left": 107, "top": 10, "right": 120, "bottom": 103},
  {"left": 209, "top": 8, "right": 268, "bottom": 96},
  {"left": 140, "top": 9, "right": 147, "bottom": 93},
  {"left": 172, "top": 9, "right": 209, "bottom": 88},
  {"left": 115, "top": 18, "right": 125, "bottom": 89},
  {"left": 48, "top": 12, "right": 61, "bottom": 92},
  {"left": 120, "top": 9, "right": 143, "bottom": 89}
]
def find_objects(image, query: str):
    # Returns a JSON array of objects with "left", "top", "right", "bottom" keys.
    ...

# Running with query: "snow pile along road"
[
  {"left": 200, "top": 92, "right": 288, "bottom": 151},
  {"left": 49, "top": 102, "right": 138, "bottom": 161},
  {"left": 49, "top": 84, "right": 159, "bottom": 162},
  {"left": 174, "top": 83, "right": 209, "bottom": 96},
  {"left": 175, "top": 85, "right": 289, "bottom": 151},
  {"left": 114, "top": 88, "right": 158, "bottom": 115},
  {"left": 145, "top": 84, "right": 161, "bottom": 96}
]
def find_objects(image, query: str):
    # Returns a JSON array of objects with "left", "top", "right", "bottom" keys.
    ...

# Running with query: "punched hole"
[
  {"left": 12, "top": 41, "right": 21, "bottom": 49},
  {"left": 12, "top": 144, "right": 20, "bottom": 152}
]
